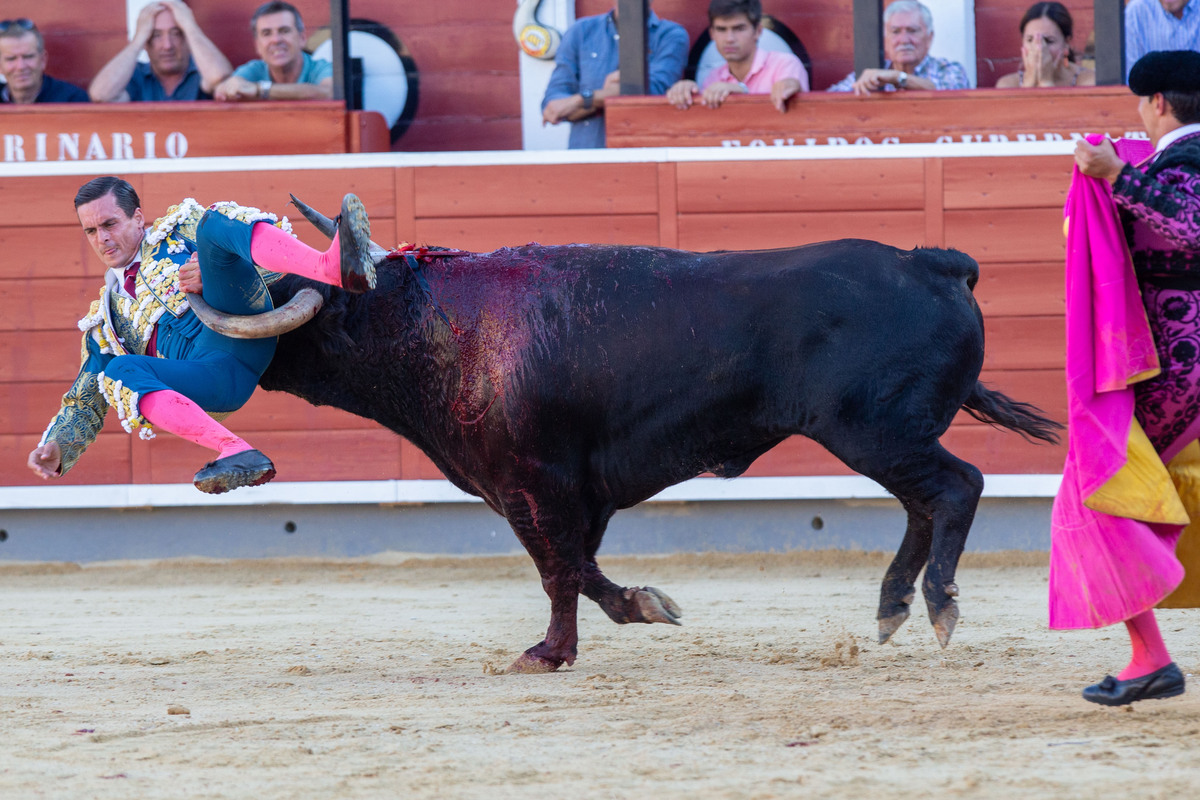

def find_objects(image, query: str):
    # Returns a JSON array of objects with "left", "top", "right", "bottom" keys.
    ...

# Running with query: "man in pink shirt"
[{"left": 666, "top": 0, "right": 808, "bottom": 112}]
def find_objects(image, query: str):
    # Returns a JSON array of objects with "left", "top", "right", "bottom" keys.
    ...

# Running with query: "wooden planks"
[
  {"left": 0, "top": 102, "right": 364, "bottom": 163},
  {"left": 674, "top": 159, "right": 926, "bottom": 213},
  {"left": 606, "top": 87, "right": 1143, "bottom": 149}
]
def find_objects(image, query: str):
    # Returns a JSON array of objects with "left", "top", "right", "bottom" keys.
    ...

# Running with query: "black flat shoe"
[
  {"left": 193, "top": 449, "right": 276, "bottom": 495},
  {"left": 1082, "top": 662, "right": 1185, "bottom": 706},
  {"left": 337, "top": 193, "right": 376, "bottom": 293}
]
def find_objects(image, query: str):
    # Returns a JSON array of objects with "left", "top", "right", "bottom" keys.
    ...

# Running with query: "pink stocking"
[
  {"left": 250, "top": 221, "right": 343, "bottom": 287},
  {"left": 1117, "top": 609, "right": 1173, "bottom": 680},
  {"left": 140, "top": 390, "right": 254, "bottom": 460}
]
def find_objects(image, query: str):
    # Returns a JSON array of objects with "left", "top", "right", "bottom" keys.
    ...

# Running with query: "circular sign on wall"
[{"left": 309, "top": 19, "right": 419, "bottom": 143}]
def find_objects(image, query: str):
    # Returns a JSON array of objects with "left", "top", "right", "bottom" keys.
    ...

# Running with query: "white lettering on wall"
[
  {"left": 165, "top": 132, "right": 188, "bottom": 159},
  {"left": 716, "top": 129, "right": 1134, "bottom": 147},
  {"left": 0, "top": 131, "right": 190, "bottom": 161},
  {"left": 58, "top": 133, "right": 79, "bottom": 160},
  {"left": 4, "top": 135, "right": 26, "bottom": 161},
  {"left": 112, "top": 133, "right": 135, "bottom": 160},
  {"left": 84, "top": 133, "right": 108, "bottom": 160}
]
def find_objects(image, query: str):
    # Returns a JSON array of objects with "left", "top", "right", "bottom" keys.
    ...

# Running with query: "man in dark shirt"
[
  {"left": 89, "top": 1, "right": 231, "bottom": 102},
  {"left": 0, "top": 18, "right": 88, "bottom": 103}
]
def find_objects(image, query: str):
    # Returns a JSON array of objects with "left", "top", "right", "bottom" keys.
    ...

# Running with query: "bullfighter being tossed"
[{"left": 26, "top": 176, "right": 375, "bottom": 494}]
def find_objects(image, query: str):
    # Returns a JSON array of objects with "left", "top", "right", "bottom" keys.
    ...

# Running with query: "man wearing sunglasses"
[{"left": 0, "top": 18, "right": 88, "bottom": 103}]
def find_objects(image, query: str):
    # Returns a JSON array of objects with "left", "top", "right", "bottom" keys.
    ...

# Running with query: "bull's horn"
[
  {"left": 187, "top": 287, "right": 324, "bottom": 339},
  {"left": 289, "top": 194, "right": 390, "bottom": 261},
  {"left": 289, "top": 194, "right": 337, "bottom": 238}
]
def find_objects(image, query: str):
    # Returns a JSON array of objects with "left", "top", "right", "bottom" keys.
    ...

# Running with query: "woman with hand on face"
[{"left": 996, "top": 2, "right": 1095, "bottom": 88}]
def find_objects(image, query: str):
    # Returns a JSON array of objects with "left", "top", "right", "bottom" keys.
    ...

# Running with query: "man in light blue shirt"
[
  {"left": 1126, "top": 0, "right": 1200, "bottom": 79},
  {"left": 214, "top": 1, "right": 332, "bottom": 102},
  {"left": 541, "top": 1, "right": 688, "bottom": 149}
]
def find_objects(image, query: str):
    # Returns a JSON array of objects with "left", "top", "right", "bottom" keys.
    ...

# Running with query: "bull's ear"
[{"left": 289, "top": 194, "right": 337, "bottom": 240}]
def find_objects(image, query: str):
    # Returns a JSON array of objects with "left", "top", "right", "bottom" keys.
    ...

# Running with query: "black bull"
[{"left": 252, "top": 224, "right": 1060, "bottom": 673}]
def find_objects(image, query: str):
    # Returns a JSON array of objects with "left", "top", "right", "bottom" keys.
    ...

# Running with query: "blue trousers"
[{"left": 102, "top": 211, "right": 278, "bottom": 414}]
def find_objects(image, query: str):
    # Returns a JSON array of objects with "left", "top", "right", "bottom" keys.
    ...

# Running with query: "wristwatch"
[
  {"left": 580, "top": 88, "right": 594, "bottom": 110},
  {"left": 896, "top": 71, "right": 909, "bottom": 89},
  {"left": 258, "top": 80, "right": 272, "bottom": 99}
]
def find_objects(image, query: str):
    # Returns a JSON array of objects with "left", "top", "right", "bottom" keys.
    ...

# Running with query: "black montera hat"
[{"left": 1128, "top": 50, "right": 1200, "bottom": 96}]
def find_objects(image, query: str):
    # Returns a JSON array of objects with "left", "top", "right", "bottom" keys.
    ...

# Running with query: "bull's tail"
[{"left": 962, "top": 382, "right": 1063, "bottom": 444}]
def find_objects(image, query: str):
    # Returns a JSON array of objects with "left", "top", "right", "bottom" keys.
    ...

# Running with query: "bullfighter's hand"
[
  {"left": 1074, "top": 138, "right": 1124, "bottom": 183},
  {"left": 701, "top": 80, "right": 743, "bottom": 109},
  {"left": 28, "top": 441, "right": 62, "bottom": 480},
  {"left": 771, "top": 77, "right": 801, "bottom": 112},
  {"left": 178, "top": 252, "right": 203, "bottom": 294},
  {"left": 666, "top": 79, "right": 698, "bottom": 109}
]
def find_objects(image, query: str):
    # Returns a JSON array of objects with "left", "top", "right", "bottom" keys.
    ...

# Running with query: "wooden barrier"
[
  {"left": 606, "top": 87, "right": 1143, "bottom": 149},
  {"left": 0, "top": 103, "right": 390, "bottom": 162},
  {"left": 0, "top": 149, "right": 1073, "bottom": 487}
]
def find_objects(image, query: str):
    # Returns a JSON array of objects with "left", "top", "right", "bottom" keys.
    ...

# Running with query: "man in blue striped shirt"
[
  {"left": 541, "top": 2, "right": 688, "bottom": 149},
  {"left": 1126, "top": 0, "right": 1200, "bottom": 79}
]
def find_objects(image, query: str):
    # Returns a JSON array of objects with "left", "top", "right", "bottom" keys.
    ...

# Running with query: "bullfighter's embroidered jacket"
[
  {"left": 39, "top": 199, "right": 287, "bottom": 476},
  {"left": 1113, "top": 130, "right": 1200, "bottom": 280}
]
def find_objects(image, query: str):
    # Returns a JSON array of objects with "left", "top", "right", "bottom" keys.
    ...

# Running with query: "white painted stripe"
[
  {"left": 0, "top": 474, "right": 1063, "bottom": 510},
  {"left": 0, "top": 140, "right": 1080, "bottom": 179}
]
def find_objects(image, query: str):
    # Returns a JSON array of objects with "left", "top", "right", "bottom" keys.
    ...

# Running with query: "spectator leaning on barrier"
[
  {"left": 827, "top": 0, "right": 969, "bottom": 95},
  {"left": 665, "top": 0, "right": 807, "bottom": 113},
  {"left": 0, "top": 18, "right": 88, "bottom": 103},
  {"left": 541, "top": 1, "right": 688, "bottom": 149},
  {"left": 89, "top": 1, "right": 232, "bottom": 102},
  {"left": 214, "top": 1, "right": 333, "bottom": 102},
  {"left": 1125, "top": 0, "right": 1200, "bottom": 80}
]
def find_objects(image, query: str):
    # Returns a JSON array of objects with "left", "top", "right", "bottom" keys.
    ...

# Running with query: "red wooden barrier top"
[
  {"left": 606, "top": 86, "right": 1143, "bottom": 149},
  {"left": 0, "top": 102, "right": 390, "bottom": 162}
]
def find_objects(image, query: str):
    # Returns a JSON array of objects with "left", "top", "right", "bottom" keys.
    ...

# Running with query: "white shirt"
[{"left": 1154, "top": 122, "right": 1200, "bottom": 156}]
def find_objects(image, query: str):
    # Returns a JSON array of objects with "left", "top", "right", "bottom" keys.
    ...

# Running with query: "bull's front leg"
[{"left": 501, "top": 491, "right": 587, "bottom": 674}]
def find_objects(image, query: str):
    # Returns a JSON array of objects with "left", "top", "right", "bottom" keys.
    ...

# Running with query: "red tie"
[{"left": 123, "top": 263, "right": 139, "bottom": 297}]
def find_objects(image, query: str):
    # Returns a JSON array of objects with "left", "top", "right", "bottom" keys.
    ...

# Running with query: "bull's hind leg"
[
  {"left": 852, "top": 443, "right": 983, "bottom": 648},
  {"left": 877, "top": 501, "right": 934, "bottom": 644},
  {"left": 579, "top": 514, "right": 682, "bottom": 626}
]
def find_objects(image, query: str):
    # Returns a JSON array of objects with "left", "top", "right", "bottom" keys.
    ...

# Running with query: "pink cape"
[{"left": 1049, "top": 136, "right": 1185, "bottom": 630}]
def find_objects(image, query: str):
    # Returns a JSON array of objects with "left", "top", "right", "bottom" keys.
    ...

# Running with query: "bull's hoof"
[
  {"left": 877, "top": 607, "right": 910, "bottom": 644},
  {"left": 627, "top": 586, "right": 683, "bottom": 625},
  {"left": 337, "top": 193, "right": 376, "bottom": 294},
  {"left": 877, "top": 590, "right": 914, "bottom": 644},
  {"left": 505, "top": 652, "right": 563, "bottom": 674},
  {"left": 930, "top": 599, "right": 960, "bottom": 649}
]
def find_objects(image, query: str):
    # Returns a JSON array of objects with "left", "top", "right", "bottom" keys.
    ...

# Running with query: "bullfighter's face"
[
  {"left": 884, "top": 9, "right": 932, "bottom": 73},
  {"left": 253, "top": 10, "right": 305, "bottom": 78},
  {"left": 77, "top": 193, "right": 146, "bottom": 270}
]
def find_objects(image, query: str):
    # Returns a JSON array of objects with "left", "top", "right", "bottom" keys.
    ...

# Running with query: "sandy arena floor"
[{"left": 0, "top": 550, "right": 1197, "bottom": 799}]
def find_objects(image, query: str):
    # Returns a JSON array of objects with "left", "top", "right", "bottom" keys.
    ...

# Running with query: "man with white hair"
[{"left": 827, "top": 0, "right": 969, "bottom": 95}]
